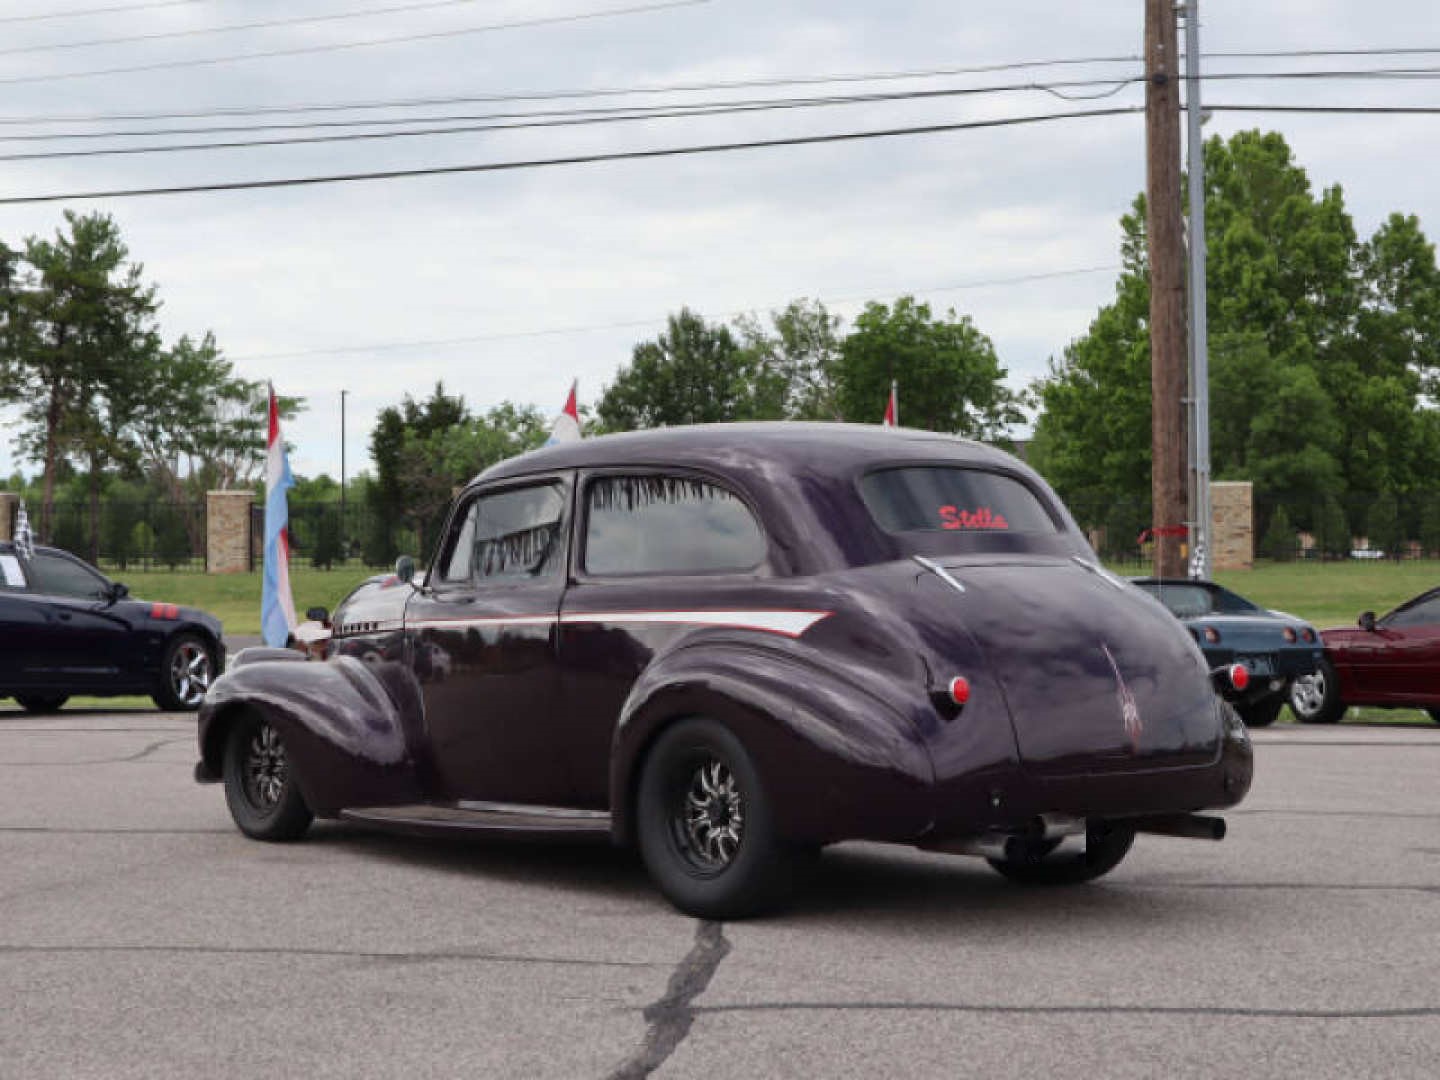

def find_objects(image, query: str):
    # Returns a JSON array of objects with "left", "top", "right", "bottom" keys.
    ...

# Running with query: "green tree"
[
  {"left": 1365, "top": 491, "right": 1402, "bottom": 558},
  {"left": 731, "top": 299, "right": 844, "bottom": 419},
  {"left": 1260, "top": 504, "right": 1295, "bottom": 562},
  {"left": 1030, "top": 130, "right": 1440, "bottom": 508},
  {"left": 1315, "top": 495, "right": 1350, "bottom": 560},
  {"left": 834, "top": 297, "right": 1025, "bottom": 439},
  {"left": 311, "top": 510, "right": 342, "bottom": 570},
  {"left": 0, "top": 212, "right": 162, "bottom": 546},
  {"left": 1420, "top": 496, "right": 1440, "bottom": 558},
  {"left": 365, "top": 382, "right": 467, "bottom": 563},
  {"left": 597, "top": 309, "right": 761, "bottom": 430}
]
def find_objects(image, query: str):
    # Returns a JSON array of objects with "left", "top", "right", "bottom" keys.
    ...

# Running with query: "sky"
[{"left": 2, "top": 0, "right": 1439, "bottom": 484}]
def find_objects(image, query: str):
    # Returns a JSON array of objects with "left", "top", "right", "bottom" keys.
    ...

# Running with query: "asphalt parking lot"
[{"left": 0, "top": 711, "right": 1436, "bottom": 1080}]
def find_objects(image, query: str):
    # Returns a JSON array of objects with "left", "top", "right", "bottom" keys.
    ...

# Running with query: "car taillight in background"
[
  {"left": 1301, "top": 627, "right": 1316, "bottom": 643},
  {"left": 1228, "top": 664, "right": 1250, "bottom": 692},
  {"left": 1204, "top": 626, "right": 1221, "bottom": 644},
  {"left": 1283, "top": 627, "right": 1297, "bottom": 643}
]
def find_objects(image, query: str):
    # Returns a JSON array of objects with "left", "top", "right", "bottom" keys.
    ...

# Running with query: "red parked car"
[{"left": 1288, "top": 587, "right": 1440, "bottom": 724}]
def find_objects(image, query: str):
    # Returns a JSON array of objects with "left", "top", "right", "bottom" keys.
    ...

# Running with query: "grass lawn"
[
  {"left": 53, "top": 557, "right": 1435, "bottom": 727},
  {"left": 106, "top": 565, "right": 378, "bottom": 637}
]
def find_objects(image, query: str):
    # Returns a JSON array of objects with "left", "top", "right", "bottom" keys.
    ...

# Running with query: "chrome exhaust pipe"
[
  {"left": 921, "top": 814, "right": 1088, "bottom": 861},
  {"left": 1131, "top": 813, "right": 1227, "bottom": 841}
]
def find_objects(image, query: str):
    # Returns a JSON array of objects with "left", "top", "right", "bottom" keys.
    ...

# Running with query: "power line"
[
  {"left": 232, "top": 266, "right": 1122, "bottom": 361},
  {"left": 0, "top": 0, "right": 214, "bottom": 24},
  {"left": 0, "top": 0, "right": 509, "bottom": 57},
  {"left": 0, "top": 105, "right": 1141, "bottom": 205},
  {"left": 0, "top": 80, "right": 1151, "bottom": 160},
  {"left": 0, "top": 0, "right": 710, "bottom": 87},
  {"left": 1209, "top": 103, "right": 1440, "bottom": 114},
  {"left": 0, "top": 61, "right": 1143, "bottom": 128}
]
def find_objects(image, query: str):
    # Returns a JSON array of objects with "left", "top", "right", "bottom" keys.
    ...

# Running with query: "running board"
[{"left": 340, "top": 801, "right": 612, "bottom": 840}]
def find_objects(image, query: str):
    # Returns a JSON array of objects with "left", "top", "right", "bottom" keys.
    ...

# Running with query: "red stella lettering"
[{"left": 939, "top": 505, "right": 1010, "bottom": 530}]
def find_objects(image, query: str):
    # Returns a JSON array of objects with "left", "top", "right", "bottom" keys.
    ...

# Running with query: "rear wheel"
[
  {"left": 636, "top": 718, "right": 803, "bottom": 918},
  {"left": 1237, "top": 695, "right": 1282, "bottom": 728},
  {"left": 1288, "top": 660, "right": 1344, "bottom": 724},
  {"left": 153, "top": 632, "right": 216, "bottom": 712},
  {"left": 222, "top": 711, "right": 312, "bottom": 841},
  {"left": 986, "top": 820, "right": 1135, "bottom": 886},
  {"left": 14, "top": 694, "right": 68, "bottom": 714}
]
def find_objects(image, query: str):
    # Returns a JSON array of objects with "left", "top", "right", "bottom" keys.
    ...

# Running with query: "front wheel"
[
  {"left": 636, "top": 718, "right": 804, "bottom": 919},
  {"left": 223, "top": 711, "right": 312, "bottom": 841},
  {"left": 987, "top": 820, "right": 1136, "bottom": 886},
  {"left": 1288, "top": 660, "right": 1345, "bottom": 724},
  {"left": 153, "top": 632, "right": 216, "bottom": 711}
]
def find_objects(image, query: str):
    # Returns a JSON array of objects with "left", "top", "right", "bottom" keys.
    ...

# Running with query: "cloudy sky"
[{"left": 1, "top": 0, "right": 1438, "bottom": 482}]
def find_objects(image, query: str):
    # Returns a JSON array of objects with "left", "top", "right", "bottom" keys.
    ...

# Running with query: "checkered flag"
[{"left": 13, "top": 501, "right": 34, "bottom": 559}]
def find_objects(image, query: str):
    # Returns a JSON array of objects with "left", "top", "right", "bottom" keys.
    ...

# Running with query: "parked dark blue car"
[
  {"left": 1131, "top": 578, "right": 1322, "bottom": 727},
  {"left": 0, "top": 542, "right": 224, "bottom": 713}
]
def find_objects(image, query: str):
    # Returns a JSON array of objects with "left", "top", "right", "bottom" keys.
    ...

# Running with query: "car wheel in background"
[
  {"left": 14, "top": 694, "right": 69, "bottom": 714},
  {"left": 1427, "top": 709, "right": 1440, "bottom": 725},
  {"left": 637, "top": 717, "right": 804, "bottom": 919},
  {"left": 152, "top": 632, "right": 215, "bottom": 712},
  {"left": 986, "top": 820, "right": 1136, "bottom": 886},
  {"left": 222, "top": 711, "right": 313, "bottom": 842},
  {"left": 1237, "top": 696, "right": 1283, "bottom": 728},
  {"left": 1288, "top": 660, "right": 1344, "bottom": 724}
]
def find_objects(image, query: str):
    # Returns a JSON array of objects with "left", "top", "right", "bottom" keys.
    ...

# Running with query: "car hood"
[{"left": 922, "top": 558, "right": 1221, "bottom": 776}]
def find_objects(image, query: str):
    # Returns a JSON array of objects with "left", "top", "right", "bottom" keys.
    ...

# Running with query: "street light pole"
[{"left": 1184, "top": 0, "right": 1212, "bottom": 579}]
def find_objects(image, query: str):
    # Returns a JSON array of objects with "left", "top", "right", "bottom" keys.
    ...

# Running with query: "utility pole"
[
  {"left": 340, "top": 389, "right": 348, "bottom": 557},
  {"left": 1183, "top": 0, "right": 1212, "bottom": 579},
  {"left": 1145, "top": 0, "right": 1188, "bottom": 578}
]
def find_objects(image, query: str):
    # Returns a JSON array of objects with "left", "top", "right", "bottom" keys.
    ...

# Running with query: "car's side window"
[
  {"left": 439, "top": 483, "right": 567, "bottom": 587},
  {"left": 584, "top": 474, "right": 766, "bottom": 576},
  {"left": 28, "top": 552, "right": 109, "bottom": 600},
  {"left": 1386, "top": 595, "right": 1440, "bottom": 628},
  {"left": 0, "top": 553, "right": 27, "bottom": 590}
]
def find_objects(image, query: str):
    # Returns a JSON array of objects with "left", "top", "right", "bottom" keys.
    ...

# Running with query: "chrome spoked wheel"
[
  {"left": 242, "top": 721, "right": 289, "bottom": 810},
  {"left": 169, "top": 640, "right": 214, "bottom": 707},
  {"left": 1289, "top": 671, "right": 1326, "bottom": 718},
  {"left": 676, "top": 758, "right": 745, "bottom": 872}
]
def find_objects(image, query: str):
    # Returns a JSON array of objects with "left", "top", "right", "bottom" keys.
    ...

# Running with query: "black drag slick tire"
[
  {"left": 1288, "top": 659, "right": 1345, "bottom": 724},
  {"left": 153, "top": 631, "right": 217, "bottom": 712},
  {"left": 1237, "top": 695, "right": 1282, "bottom": 728},
  {"left": 14, "top": 694, "right": 68, "bottom": 713},
  {"left": 637, "top": 717, "right": 801, "bottom": 919},
  {"left": 987, "top": 820, "right": 1136, "bottom": 886},
  {"left": 222, "top": 711, "right": 313, "bottom": 842}
]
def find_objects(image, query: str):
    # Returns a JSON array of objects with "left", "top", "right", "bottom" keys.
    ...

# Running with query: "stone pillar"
[
  {"left": 1211, "top": 481, "right": 1253, "bottom": 571},
  {"left": 207, "top": 490, "right": 256, "bottom": 574},
  {"left": 0, "top": 494, "right": 17, "bottom": 541}
]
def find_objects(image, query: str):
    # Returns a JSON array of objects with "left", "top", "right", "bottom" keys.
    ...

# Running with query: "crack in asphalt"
[
  {"left": 606, "top": 920, "right": 731, "bottom": 1080},
  {"left": 0, "top": 943, "right": 660, "bottom": 968},
  {"left": 694, "top": 1001, "right": 1440, "bottom": 1020},
  {"left": 0, "top": 736, "right": 190, "bottom": 766}
]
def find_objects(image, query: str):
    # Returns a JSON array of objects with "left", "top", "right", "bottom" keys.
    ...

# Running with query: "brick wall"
[
  {"left": 1211, "top": 481, "right": 1253, "bottom": 571},
  {"left": 206, "top": 490, "right": 255, "bottom": 574}
]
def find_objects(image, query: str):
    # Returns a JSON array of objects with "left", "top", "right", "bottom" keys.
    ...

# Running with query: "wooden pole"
[{"left": 1145, "top": 0, "right": 1188, "bottom": 578}]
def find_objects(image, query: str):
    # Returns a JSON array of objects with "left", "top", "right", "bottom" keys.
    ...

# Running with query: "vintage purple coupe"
[{"left": 197, "top": 424, "right": 1252, "bottom": 917}]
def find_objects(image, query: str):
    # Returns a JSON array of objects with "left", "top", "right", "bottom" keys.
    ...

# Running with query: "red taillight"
[
  {"left": 1229, "top": 663, "right": 1249, "bottom": 692},
  {"left": 1204, "top": 626, "right": 1220, "bottom": 644},
  {"left": 1302, "top": 627, "right": 1316, "bottom": 643},
  {"left": 1283, "top": 626, "right": 1297, "bottom": 643},
  {"left": 948, "top": 676, "right": 971, "bottom": 706}
]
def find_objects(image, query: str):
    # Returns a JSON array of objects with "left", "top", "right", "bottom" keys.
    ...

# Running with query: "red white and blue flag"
[
  {"left": 261, "top": 384, "right": 298, "bottom": 647},
  {"left": 882, "top": 381, "right": 898, "bottom": 427},
  {"left": 545, "top": 380, "right": 583, "bottom": 445}
]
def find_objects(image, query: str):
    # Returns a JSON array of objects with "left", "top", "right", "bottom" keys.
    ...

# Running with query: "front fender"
[
  {"left": 609, "top": 639, "right": 934, "bottom": 847},
  {"left": 198, "top": 654, "right": 428, "bottom": 815}
]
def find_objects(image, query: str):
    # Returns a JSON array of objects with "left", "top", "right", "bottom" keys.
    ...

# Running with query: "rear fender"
[
  {"left": 199, "top": 654, "right": 428, "bottom": 815},
  {"left": 609, "top": 640, "right": 934, "bottom": 847}
]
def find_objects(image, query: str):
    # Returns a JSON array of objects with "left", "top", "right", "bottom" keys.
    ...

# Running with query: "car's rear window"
[{"left": 859, "top": 467, "right": 1059, "bottom": 535}]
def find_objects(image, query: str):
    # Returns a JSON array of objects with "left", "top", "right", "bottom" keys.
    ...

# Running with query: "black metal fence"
[{"left": 26, "top": 499, "right": 406, "bottom": 572}]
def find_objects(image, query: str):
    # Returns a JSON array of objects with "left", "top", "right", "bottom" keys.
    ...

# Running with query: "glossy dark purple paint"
[{"left": 198, "top": 423, "right": 1251, "bottom": 850}]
